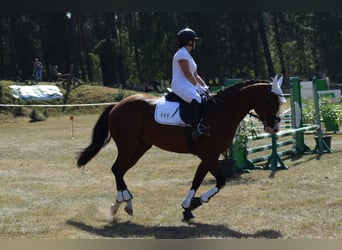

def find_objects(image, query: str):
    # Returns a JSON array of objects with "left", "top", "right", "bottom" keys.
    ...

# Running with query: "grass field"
[{"left": 0, "top": 112, "right": 341, "bottom": 239}]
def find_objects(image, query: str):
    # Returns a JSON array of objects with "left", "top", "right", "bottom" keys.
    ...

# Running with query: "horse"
[{"left": 76, "top": 80, "right": 283, "bottom": 221}]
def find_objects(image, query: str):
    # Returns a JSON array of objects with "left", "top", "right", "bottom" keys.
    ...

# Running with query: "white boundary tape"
[{"left": 0, "top": 102, "right": 118, "bottom": 107}]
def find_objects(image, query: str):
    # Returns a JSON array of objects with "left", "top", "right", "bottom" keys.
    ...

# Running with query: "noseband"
[{"left": 247, "top": 112, "right": 281, "bottom": 127}]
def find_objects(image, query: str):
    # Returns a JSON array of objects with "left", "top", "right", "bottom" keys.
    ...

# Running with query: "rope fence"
[{"left": 0, "top": 102, "right": 117, "bottom": 107}]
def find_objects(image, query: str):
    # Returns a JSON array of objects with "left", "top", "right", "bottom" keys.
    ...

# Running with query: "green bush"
[
  {"left": 12, "top": 107, "right": 27, "bottom": 117},
  {"left": 0, "top": 83, "right": 3, "bottom": 99},
  {"left": 302, "top": 98, "right": 342, "bottom": 131},
  {"left": 302, "top": 102, "right": 316, "bottom": 125},
  {"left": 29, "top": 108, "right": 47, "bottom": 122},
  {"left": 112, "top": 88, "right": 132, "bottom": 102},
  {"left": 43, "top": 109, "right": 49, "bottom": 118}
]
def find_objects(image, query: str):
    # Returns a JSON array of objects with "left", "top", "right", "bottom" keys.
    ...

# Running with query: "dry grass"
[{"left": 0, "top": 114, "right": 341, "bottom": 239}]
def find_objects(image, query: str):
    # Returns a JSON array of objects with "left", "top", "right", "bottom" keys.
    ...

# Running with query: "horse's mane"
[{"left": 214, "top": 79, "right": 271, "bottom": 96}]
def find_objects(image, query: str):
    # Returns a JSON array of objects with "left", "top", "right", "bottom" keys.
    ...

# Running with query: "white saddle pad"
[{"left": 154, "top": 97, "right": 190, "bottom": 127}]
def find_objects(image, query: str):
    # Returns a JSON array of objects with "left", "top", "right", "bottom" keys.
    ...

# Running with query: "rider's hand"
[
  {"left": 196, "top": 84, "right": 210, "bottom": 95},
  {"left": 203, "top": 85, "right": 210, "bottom": 95}
]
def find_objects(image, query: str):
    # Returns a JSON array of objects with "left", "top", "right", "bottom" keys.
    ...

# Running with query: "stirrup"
[
  {"left": 197, "top": 123, "right": 209, "bottom": 136},
  {"left": 192, "top": 123, "right": 209, "bottom": 141}
]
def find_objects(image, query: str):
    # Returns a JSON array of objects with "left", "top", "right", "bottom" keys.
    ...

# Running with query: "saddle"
[{"left": 154, "top": 90, "right": 207, "bottom": 127}]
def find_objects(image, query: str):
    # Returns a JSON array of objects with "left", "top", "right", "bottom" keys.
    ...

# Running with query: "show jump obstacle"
[{"left": 231, "top": 77, "right": 332, "bottom": 173}]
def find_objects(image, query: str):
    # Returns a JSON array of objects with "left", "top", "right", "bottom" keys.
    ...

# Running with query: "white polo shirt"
[{"left": 171, "top": 47, "right": 201, "bottom": 103}]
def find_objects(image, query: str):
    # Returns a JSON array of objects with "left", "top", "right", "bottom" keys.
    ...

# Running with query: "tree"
[
  {"left": 78, "top": 13, "right": 94, "bottom": 82},
  {"left": 257, "top": 13, "right": 275, "bottom": 78},
  {"left": 1, "top": 12, "right": 342, "bottom": 86},
  {"left": 0, "top": 15, "right": 5, "bottom": 78},
  {"left": 311, "top": 12, "right": 342, "bottom": 81},
  {"left": 38, "top": 13, "right": 71, "bottom": 80},
  {"left": 271, "top": 13, "right": 287, "bottom": 81},
  {"left": 93, "top": 13, "right": 117, "bottom": 86}
]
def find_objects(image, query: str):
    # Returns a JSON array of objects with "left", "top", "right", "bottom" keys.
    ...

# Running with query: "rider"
[{"left": 171, "top": 28, "right": 209, "bottom": 141}]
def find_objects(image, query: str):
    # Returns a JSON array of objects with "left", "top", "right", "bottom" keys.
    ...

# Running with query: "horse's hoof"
[
  {"left": 124, "top": 206, "right": 133, "bottom": 216},
  {"left": 110, "top": 203, "right": 121, "bottom": 216},
  {"left": 182, "top": 210, "right": 194, "bottom": 221}
]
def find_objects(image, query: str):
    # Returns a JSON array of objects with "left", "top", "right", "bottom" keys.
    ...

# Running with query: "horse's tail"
[{"left": 76, "top": 104, "right": 115, "bottom": 168}]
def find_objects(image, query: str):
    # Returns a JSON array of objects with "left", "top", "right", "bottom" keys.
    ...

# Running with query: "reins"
[
  {"left": 247, "top": 111, "right": 281, "bottom": 126},
  {"left": 207, "top": 81, "right": 282, "bottom": 127},
  {"left": 247, "top": 112, "right": 262, "bottom": 120}
]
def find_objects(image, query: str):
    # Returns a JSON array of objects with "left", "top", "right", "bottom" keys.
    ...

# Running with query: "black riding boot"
[{"left": 190, "top": 100, "right": 209, "bottom": 141}]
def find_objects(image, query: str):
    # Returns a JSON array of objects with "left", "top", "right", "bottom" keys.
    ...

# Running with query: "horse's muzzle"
[{"left": 264, "top": 126, "right": 279, "bottom": 134}]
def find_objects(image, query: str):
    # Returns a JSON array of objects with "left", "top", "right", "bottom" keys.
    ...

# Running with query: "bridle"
[
  {"left": 247, "top": 88, "right": 282, "bottom": 127},
  {"left": 208, "top": 84, "right": 282, "bottom": 127},
  {"left": 247, "top": 111, "right": 281, "bottom": 127}
]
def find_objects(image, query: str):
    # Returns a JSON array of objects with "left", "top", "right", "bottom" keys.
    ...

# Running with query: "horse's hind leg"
[{"left": 111, "top": 141, "right": 152, "bottom": 216}]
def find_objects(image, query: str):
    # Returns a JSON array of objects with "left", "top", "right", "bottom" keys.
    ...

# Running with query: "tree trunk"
[
  {"left": 272, "top": 14, "right": 287, "bottom": 82},
  {"left": 0, "top": 16, "right": 4, "bottom": 78},
  {"left": 96, "top": 39, "right": 117, "bottom": 86},
  {"left": 95, "top": 12, "right": 118, "bottom": 86},
  {"left": 79, "top": 14, "right": 93, "bottom": 82},
  {"left": 248, "top": 18, "right": 261, "bottom": 78},
  {"left": 129, "top": 12, "right": 143, "bottom": 83},
  {"left": 257, "top": 13, "right": 275, "bottom": 78}
]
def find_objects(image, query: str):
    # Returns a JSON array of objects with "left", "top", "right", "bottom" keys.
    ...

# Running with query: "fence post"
[
  {"left": 264, "top": 134, "right": 288, "bottom": 171},
  {"left": 289, "top": 77, "right": 310, "bottom": 153},
  {"left": 312, "top": 78, "right": 332, "bottom": 154}
]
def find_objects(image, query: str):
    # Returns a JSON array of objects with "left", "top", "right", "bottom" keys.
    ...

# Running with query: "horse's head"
[
  {"left": 252, "top": 89, "right": 282, "bottom": 134},
  {"left": 212, "top": 79, "right": 285, "bottom": 134},
  {"left": 252, "top": 75, "right": 286, "bottom": 134}
]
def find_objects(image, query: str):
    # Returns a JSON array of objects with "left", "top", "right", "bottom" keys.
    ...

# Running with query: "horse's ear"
[
  {"left": 272, "top": 74, "right": 278, "bottom": 85},
  {"left": 277, "top": 75, "right": 283, "bottom": 88},
  {"left": 271, "top": 74, "right": 286, "bottom": 104}
]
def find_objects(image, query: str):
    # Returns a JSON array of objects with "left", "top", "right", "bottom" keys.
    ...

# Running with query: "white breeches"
[{"left": 171, "top": 81, "right": 202, "bottom": 103}]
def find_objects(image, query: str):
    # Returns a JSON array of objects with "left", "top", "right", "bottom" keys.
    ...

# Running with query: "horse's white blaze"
[
  {"left": 182, "top": 189, "right": 195, "bottom": 208},
  {"left": 200, "top": 187, "right": 218, "bottom": 203}
]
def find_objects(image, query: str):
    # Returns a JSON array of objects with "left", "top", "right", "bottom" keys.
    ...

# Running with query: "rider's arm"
[
  {"left": 194, "top": 71, "right": 207, "bottom": 87},
  {"left": 178, "top": 59, "right": 197, "bottom": 86}
]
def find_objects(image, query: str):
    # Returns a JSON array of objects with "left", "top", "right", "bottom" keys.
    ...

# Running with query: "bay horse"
[{"left": 76, "top": 80, "right": 283, "bottom": 221}]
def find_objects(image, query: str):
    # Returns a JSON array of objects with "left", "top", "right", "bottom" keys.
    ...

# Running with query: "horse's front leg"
[
  {"left": 182, "top": 161, "right": 209, "bottom": 221},
  {"left": 200, "top": 162, "right": 225, "bottom": 203},
  {"left": 182, "top": 160, "right": 225, "bottom": 221}
]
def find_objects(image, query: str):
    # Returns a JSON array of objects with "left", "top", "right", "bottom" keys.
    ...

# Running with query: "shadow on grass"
[
  {"left": 288, "top": 151, "right": 336, "bottom": 166},
  {"left": 66, "top": 219, "right": 283, "bottom": 239}
]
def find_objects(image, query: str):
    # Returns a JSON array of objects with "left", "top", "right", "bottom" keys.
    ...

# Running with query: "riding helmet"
[{"left": 177, "top": 28, "right": 200, "bottom": 47}]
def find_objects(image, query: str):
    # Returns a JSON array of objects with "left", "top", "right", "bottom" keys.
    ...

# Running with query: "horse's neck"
[
  {"left": 218, "top": 84, "right": 259, "bottom": 127},
  {"left": 222, "top": 86, "right": 255, "bottom": 113}
]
